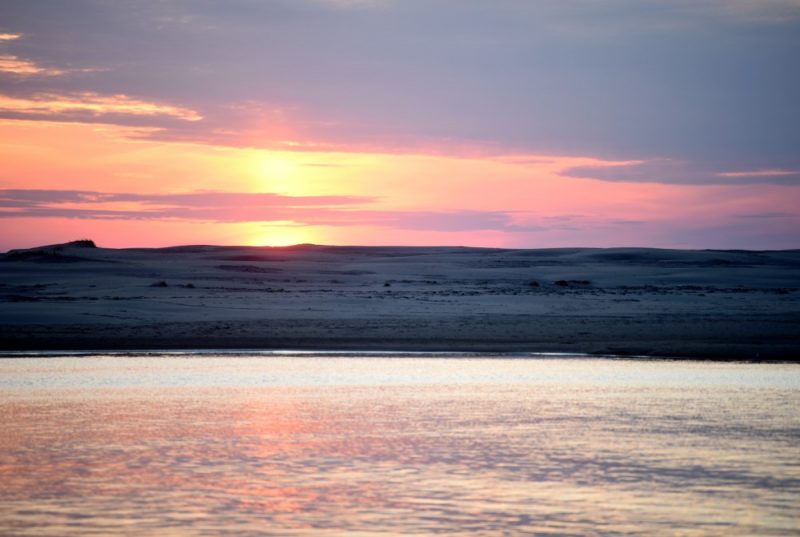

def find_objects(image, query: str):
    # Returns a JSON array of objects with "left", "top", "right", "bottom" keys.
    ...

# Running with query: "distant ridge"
[
  {"left": 4, "top": 241, "right": 800, "bottom": 257},
  {"left": 7, "top": 239, "right": 96, "bottom": 254},
  {"left": 4, "top": 239, "right": 99, "bottom": 263}
]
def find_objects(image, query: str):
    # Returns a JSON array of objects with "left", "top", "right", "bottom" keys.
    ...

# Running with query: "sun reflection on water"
[{"left": 1, "top": 357, "right": 799, "bottom": 536}]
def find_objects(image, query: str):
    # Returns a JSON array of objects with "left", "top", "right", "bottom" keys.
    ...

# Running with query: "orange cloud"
[
  {"left": 0, "top": 33, "right": 74, "bottom": 76},
  {"left": 0, "top": 93, "right": 202, "bottom": 121},
  {"left": 0, "top": 54, "right": 65, "bottom": 75}
]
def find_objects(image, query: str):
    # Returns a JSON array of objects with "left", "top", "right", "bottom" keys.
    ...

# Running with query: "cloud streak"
[
  {"left": 0, "top": 32, "right": 69, "bottom": 76},
  {"left": 562, "top": 159, "right": 800, "bottom": 185},
  {"left": 0, "top": 93, "right": 202, "bottom": 122},
  {"left": 0, "top": 55, "right": 65, "bottom": 76},
  {"left": 0, "top": 189, "right": 539, "bottom": 233}
]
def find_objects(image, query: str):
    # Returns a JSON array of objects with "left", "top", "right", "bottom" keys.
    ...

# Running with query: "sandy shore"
[{"left": 1, "top": 242, "right": 799, "bottom": 359}]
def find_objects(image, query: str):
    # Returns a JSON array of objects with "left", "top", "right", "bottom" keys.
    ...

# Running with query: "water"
[{"left": 1, "top": 354, "right": 798, "bottom": 536}]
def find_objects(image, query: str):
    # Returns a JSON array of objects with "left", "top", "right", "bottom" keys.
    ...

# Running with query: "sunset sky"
[{"left": 1, "top": 0, "right": 798, "bottom": 250}]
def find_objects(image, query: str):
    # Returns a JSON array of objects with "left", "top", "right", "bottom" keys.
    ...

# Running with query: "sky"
[{"left": 0, "top": 0, "right": 798, "bottom": 250}]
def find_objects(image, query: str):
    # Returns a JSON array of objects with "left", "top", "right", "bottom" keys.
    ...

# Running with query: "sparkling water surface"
[{"left": 1, "top": 355, "right": 799, "bottom": 536}]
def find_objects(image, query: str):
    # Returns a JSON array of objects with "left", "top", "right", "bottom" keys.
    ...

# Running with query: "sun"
[
  {"left": 253, "top": 222, "right": 317, "bottom": 247},
  {"left": 260, "top": 154, "right": 297, "bottom": 181},
  {"left": 243, "top": 151, "right": 308, "bottom": 195}
]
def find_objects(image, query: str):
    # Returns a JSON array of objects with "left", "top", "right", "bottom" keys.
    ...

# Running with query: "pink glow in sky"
[{"left": 1, "top": 1, "right": 798, "bottom": 250}]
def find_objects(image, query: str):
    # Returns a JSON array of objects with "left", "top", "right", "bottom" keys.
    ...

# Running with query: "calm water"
[{"left": 1, "top": 354, "right": 799, "bottom": 536}]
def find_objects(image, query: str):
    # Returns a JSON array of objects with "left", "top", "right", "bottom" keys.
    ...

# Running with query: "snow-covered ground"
[{"left": 1, "top": 242, "right": 798, "bottom": 358}]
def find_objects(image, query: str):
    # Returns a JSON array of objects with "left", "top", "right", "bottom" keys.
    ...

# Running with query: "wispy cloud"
[
  {"left": 562, "top": 159, "right": 800, "bottom": 185},
  {"left": 0, "top": 190, "right": 370, "bottom": 207},
  {"left": 0, "top": 189, "right": 373, "bottom": 225},
  {"left": 0, "top": 54, "right": 65, "bottom": 76},
  {"left": 0, "top": 32, "right": 75, "bottom": 76},
  {"left": 717, "top": 169, "right": 800, "bottom": 178},
  {"left": 0, "top": 189, "right": 542, "bottom": 233},
  {"left": 0, "top": 92, "right": 202, "bottom": 122}
]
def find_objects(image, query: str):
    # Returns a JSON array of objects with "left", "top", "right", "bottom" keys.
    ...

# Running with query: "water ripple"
[{"left": 1, "top": 357, "right": 799, "bottom": 536}]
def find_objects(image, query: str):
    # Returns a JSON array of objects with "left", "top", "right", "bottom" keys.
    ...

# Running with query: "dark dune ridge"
[{"left": 1, "top": 241, "right": 799, "bottom": 359}]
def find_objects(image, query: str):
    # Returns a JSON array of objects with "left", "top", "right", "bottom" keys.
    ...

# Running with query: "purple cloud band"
[
  {"left": 561, "top": 160, "right": 800, "bottom": 185},
  {"left": 0, "top": 189, "right": 543, "bottom": 232}
]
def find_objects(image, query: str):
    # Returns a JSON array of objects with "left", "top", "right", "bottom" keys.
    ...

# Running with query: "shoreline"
[
  {"left": 0, "top": 349, "right": 797, "bottom": 363},
  {"left": 2, "top": 314, "right": 798, "bottom": 361}
]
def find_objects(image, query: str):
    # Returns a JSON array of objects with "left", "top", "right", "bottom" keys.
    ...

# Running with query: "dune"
[{"left": 1, "top": 241, "right": 798, "bottom": 359}]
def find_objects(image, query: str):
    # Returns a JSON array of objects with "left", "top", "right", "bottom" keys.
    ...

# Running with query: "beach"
[{"left": 1, "top": 242, "right": 799, "bottom": 358}]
